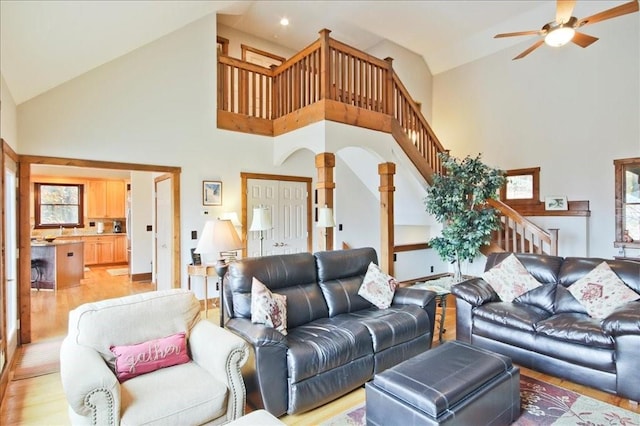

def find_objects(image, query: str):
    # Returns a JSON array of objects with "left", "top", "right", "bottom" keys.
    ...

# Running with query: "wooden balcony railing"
[{"left": 217, "top": 28, "right": 447, "bottom": 182}]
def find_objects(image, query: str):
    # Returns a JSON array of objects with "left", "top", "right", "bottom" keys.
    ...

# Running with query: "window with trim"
[
  {"left": 614, "top": 158, "right": 640, "bottom": 247},
  {"left": 34, "top": 183, "right": 84, "bottom": 229},
  {"left": 499, "top": 167, "right": 540, "bottom": 204}
]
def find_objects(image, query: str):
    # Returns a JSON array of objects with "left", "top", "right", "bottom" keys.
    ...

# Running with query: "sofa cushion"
[
  {"left": 558, "top": 258, "right": 640, "bottom": 294},
  {"left": 482, "top": 254, "right": 542, "bottom": 302},
  {"left": 535, "top": 313, "right": 614, "bottom": 349},
  {"left": 474, "top": 302, "right": 550, "bottom": 332},
  {"left": 358, "top": 262, "right": 398, "bottom": 309},
  {"left": 227, "top": 253, "right": 328, "bottom": 327},
  {"left": 339, "top": 305, "right": 430, "bottom": 352},
  {"left": 316, "top": 248, "right": 378, "bottom": 316},
  {"left": 120, "top": 361, "right": 227, "bottom": 425},
  {"left": 251, "top": 278, "right": 288, "bottom": 335},
  {"left": 513, "top": 283, "right": 556, "bottom": 313},
  {"left": 568, "top": 262, "right": 639, "bottom": 319},
  {"left": 553, "top": 285, "right": 589, "bottom": 315},
  {"left": 285, "top": 317, "right": 373, "bottom": 383},
  {"left": 485, "top": 252, "right": 564, "bottom": 284},
  {"left": 111, "top": 332, "right": 190, "bottom": 382}
]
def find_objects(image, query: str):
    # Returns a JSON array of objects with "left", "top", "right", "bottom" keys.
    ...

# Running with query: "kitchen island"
[{"left": 31, "top": 240, "right": 84, "bottom": 290}]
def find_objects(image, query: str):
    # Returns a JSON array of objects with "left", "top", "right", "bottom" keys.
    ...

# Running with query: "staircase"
[{"left": 217, "top": 28, "right": 558, "bottom": 258}]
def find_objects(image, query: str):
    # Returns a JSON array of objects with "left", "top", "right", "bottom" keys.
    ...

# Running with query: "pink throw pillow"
[
  {"left": 110, "top": 332, "right": 190, "bottom": 382},
  {"left": 482, "top": 254, "right": 542, "bottom": 302},
  {"left": 251, "top": 277, "right": 288, "bottom": 335}
]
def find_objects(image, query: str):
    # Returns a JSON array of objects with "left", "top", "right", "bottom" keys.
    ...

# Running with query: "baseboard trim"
[{"left": 131, "top": 272, "right": 152, "bottom": 282}]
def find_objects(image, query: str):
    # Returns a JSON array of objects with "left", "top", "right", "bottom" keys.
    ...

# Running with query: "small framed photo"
[
  {"left": 544, "top": 196, "right": 568, "bottom": 211},
  {"left": 203, "top": 181, "right": 222, "bottom": 206}
]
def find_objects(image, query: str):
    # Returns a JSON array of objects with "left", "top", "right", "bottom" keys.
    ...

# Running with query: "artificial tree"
[{"left": 425, "top": 153, "right": 506, "bottom": 283}]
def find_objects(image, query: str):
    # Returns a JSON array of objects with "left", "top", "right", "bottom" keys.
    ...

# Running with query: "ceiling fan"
[{"left": 495, "top": 0, "right": 639, "bottom": 60}]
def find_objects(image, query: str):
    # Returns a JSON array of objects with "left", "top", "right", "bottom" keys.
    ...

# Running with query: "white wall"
[
  {"left": 0, "top": 74, "right": 18, "bottom": 150},
  {"left": 16, "top": 14, "right": 318, "bottom": 292},
  {"left": 130, "top": 171, "right": 153, "bottom": 276},
  {"left": 433, "top": 16, "right": 640, "bottom": 259}
]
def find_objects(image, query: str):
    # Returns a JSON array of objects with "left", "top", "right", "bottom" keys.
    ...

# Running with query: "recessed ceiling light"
[{"left": 280, "top": 17, "right": 289, "bottom": 26}]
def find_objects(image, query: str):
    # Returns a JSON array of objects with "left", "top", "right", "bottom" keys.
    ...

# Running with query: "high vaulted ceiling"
[{"left": 0, "top": 1, "right": 633, "bottom": 105}]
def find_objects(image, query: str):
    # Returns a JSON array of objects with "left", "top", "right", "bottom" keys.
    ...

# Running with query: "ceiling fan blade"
[
  {"left": 571, "top": 31, "right": 599, "bottom": 48},
  {"left": 513, "top": 39, "right": 545, "bottom": 60},
  {"left": 578, "top": 0, "right": 639, "bottom": 27},
  {"left": 556, "top": 0, "right": 576, "bottom": 24},
  {"left": 495, "top": 30, "right": 543, "bottom": 38}
]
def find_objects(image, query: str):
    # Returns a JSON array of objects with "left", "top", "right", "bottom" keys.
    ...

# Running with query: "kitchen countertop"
[{"left": 31, "top": 240, "right": 84, "bottom": 246}]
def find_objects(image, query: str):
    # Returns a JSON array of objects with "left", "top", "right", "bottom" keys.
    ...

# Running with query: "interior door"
[
  {"left": 246, "top": 178, "right": 307, "bottom": 256},
  {"left": 155, "top": 176, "right": 173, "bottom": 290}
]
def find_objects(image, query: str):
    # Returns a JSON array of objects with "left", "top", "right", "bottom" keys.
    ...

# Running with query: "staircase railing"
[
  {"left": 487, "top": 199, "right": 558, "bottom": 256},
  {"left": 217, "top": 28, "right": 558, "bottom": 257}
]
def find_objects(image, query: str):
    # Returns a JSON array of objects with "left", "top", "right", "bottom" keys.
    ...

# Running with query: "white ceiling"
[{"left": 0, "top": 1, "right": 634, "bottom": 105}]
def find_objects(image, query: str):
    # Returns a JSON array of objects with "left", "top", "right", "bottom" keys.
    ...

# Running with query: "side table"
[
  {"left": 187, "top": 264, "right": 219, "bottom": 322},
  {"left": 411, "top": 283, "right": 451, "bottom": 343}
]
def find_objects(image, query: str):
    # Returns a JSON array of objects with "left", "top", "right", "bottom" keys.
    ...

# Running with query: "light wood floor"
[{"left": 1, "top": 274, "right": 638, "bottom": 425}]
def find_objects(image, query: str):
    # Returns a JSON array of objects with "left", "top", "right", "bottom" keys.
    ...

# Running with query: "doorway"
[
  {"left": 18, "top": 155, "right": 181, "bottom": 343},
  {"left": 241, "top": 172, "right": 312, "bottom": 257}
]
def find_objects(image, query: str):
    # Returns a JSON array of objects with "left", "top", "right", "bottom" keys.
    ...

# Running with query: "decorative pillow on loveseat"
[
  {"left": 358, "top": 262, "right": 398, "bottom": 309},
  {"left": 110, "top": 332, "right": 190, "bottom": 382},
  {"left": 568, "top": 261, "right": 639, "bottom": 319},
  {"left": 251, "top": 277, "right": 288, "bottom": 335},
  {"left": 482, "top": 254, "right": 542, "bottom": 302}
]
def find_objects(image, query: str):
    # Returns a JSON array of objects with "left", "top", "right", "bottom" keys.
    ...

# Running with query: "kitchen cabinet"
[
  {"left": 87, "top": 179, "right": 126, "bottom": 218},
  {"left": 80, "top": 235, "right": 126, "bottom": 266},
  {"left": 31, "top": 240, "right": 84, "bottom": 290}
]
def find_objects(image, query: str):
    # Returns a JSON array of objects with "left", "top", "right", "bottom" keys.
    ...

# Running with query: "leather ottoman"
[{"left": 365, "top": 340, "right": 520, "bottom": 425}]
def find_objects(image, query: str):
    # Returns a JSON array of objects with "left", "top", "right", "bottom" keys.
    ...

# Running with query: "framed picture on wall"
[
  {"left": 544, "top": 196, "right": 568, "bottom": 211},
  {"left": 203, "top": 181, "right": 222, "bottom": 206}
]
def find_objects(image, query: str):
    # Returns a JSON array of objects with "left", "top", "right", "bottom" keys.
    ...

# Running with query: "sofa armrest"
[
  {"left": 226, "top": 318, "right": 290, "bottom": 416},
  {"left": 602, "top": 301, "right": 640, "bottom": 337},
  {"left": 451, "top": 278, "right": 499, "bottom": 307},
  {"left": 393, "top": 287, "right": 436, "bottom": 308},
  {"left": 60, "top": 337, "right": 121, "bottom": 425},
  {"left": 189, "top": 320, "right": 249, "bottom": 421}
]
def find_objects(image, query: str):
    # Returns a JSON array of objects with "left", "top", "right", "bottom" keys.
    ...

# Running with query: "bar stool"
[{"left": 31, "top": 259, "right": 45, "bottom": 291}]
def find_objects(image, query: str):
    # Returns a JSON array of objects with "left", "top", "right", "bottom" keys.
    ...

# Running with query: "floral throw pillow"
[
  {"left": 481, "top": 254, "right": 542, "bottom": 302},
  {"left": 251, "top": 277, "right": 288, "bottom": 335},
  {"left": 358, "top": 262, "right": 398, "bottom": 309},
  {"left": 568, "top": 261, "right": 639, "bottom": 319}
]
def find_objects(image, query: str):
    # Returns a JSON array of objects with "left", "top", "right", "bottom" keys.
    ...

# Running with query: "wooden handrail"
[{"left": 487, "top": 198, "right": 558, "bottom": 256}]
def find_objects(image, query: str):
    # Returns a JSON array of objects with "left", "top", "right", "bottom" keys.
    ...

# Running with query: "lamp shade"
[
  {"left": 249, "top": 206, "right": 272, "bottom": 231},
  {"left": 220, "top": 211, "right": 242, "bottom": 227},
  {"left": 194, "top": 219, "right": 242, "bottom": 255},
  {"left": 317, "top": 206, "right": 336, "bottom": 228}
]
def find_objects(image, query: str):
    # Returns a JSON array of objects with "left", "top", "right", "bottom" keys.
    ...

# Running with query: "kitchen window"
[
  {"left": 34, "top": 183, "right": 85, "bottom": 229},
  {"left": 614, "top": 158, "right": 640, "bottom": 247}
]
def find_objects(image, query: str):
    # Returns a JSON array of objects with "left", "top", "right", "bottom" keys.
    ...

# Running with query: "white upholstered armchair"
[{"left": 60, "top": 289, "right": 249, "bottom": 425}]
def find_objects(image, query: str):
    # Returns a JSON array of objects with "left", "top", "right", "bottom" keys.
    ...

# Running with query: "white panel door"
[
  {"left": 247, "top": 179, "right": 307, "bottom": 256},
  {"left": 155, "top": 177, "right": 173, "bottom": 290}
]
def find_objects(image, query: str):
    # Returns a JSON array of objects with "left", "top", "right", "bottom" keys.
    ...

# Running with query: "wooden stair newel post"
[
  {"left": 316, "top": 153, "right": 336, "bottom": 251},
  {"left": 319, "top": 29, "right": 332, "bottom": 102},
  {"left": 379, "top": 162, "right": 396, "bottom": 275}
]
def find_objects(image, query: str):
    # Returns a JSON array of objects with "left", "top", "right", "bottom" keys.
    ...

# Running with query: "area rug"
[
  {"left": 12, "top": 338, "right": 62, "bottom": 380},
  {"left": 106, "top": 268, "right": 129, "bottom": 276},
  {"left": 321, "top": 375, "right": 639, "bottom": 425}
]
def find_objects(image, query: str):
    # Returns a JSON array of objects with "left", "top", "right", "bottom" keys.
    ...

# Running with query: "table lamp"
[
  {"left": 194, "top": 219, "right": 242, "bottom": 326},
  {"left": 317, "top": 205, "right": 335, "bottom": 251},
  {"left": 249, "top": 206, "right": 272, "bottom": 256}
]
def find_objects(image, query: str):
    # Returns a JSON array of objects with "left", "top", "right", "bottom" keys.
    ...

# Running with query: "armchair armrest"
[
  {"left": 60, "top": 337, "right": 120, "bottom": 425},
  {"left": 602, "top": 301, "right": 640, "bottom": 336},
  {"left": 189, "top": 320, "right": 249, "bottom": 421},
  {"left": 451, "top": 278, "right": 499, "bottom": 307}
]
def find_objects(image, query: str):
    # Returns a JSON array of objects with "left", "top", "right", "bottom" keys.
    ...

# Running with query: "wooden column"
[
  {"left": 379, "top": 162, "right": 396, "bottom": 275},
  {"left": 316, "top": 153, "right": 335, "bottom": 251},
  {"left": 319, "top": 29, "right": 332, "bottom": 101}
]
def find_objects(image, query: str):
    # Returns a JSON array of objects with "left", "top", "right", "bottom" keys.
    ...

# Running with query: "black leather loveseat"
[
  {"left": 223, "top": 247, "right": 437, "bottom": 416},
  {"left": 452, "top": 252, "right": 640, "bottom": 403}
]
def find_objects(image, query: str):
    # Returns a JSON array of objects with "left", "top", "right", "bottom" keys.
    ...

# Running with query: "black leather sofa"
[
  {"left": 452, "top": 252, "right": 640, "bottom": 403},
  {"left": 223, "top": 247, "right": 437, "bottom": 416}
]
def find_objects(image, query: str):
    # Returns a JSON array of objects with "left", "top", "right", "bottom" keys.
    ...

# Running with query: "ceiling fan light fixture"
[{"left": 544, "top": 25, "right": 575, "bottom": 47}]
